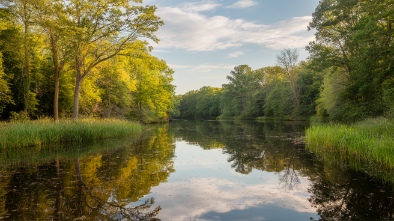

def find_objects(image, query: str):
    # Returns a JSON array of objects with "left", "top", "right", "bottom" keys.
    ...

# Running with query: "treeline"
[
  {"left": 176, "top": 57, "right": 322, "bottom": 120},
  {"left": 0, "top": 0, "right": 175, "bottom": 123},
  {"left": 176, "top": 0, "right": 394, "bottom": 122}
]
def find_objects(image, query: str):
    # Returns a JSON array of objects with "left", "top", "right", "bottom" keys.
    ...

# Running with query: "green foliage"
[
  {"left": 126, "top": 41, "right": 175, "bottom": 123},
  {"left": 0, "top": 52, "right": 13, "bottom": 116},
  {"left": 178, "top": 63, "right": 322, "bottom": 120},
  {"left": 264, "top": 80, "right": 293, "bottom": 118},
  {"left": 308, "top": 0, "right": 394, "bottom": 122},
  {"left": 59, "top": 0, "right": 164, "bottom": 119},
  {"left": 96, "top": 62, "right": 132, "bottom": 118},
  {"left": 169, "top": 95, "right": 182, "bottom": 118},
  {"left": 382, "top": 78, "right": 394, "bottom": 117},
  {"left": 179, "top": 87, "right": 221, "bottom": 120},
  {"left": 9, "top": 111, "right": 30, "bottom": 122},
  {"left": 0, "top": 1, "right": 175, "bottom": 121},
  {"left": 221, "top": 65, "right": 261, "bottom": 118},
  {"left": 79, "top": 76, "right": 102, "bottom": 117},
  {"left": 195, "top": 87, "right": 221, "bottom": 119},
  {"left": 316, "top": 69, "right": 349, "bottom": 121},
  {"left": 297, "top": 64, "right": 323, "bottom": 117}
]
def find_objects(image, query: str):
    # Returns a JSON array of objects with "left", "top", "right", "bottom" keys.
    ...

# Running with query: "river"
[{"left": 0, "top": 120, "right": 393, "bottom": 220}]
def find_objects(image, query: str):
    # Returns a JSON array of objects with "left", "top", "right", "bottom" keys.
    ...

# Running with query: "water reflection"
[
  {"left": 170, "top": 120, "right": 313, "bottom": 182},
  {"left": 0, "top": 121, "right": 393, "bottom": 220},
  {"left": 167, "top": 120, "right": 394, "bottom": 221},
  {"left": 0, "top": 126, "right": 174, "bottom": 220},
  {"left": 309, "top": 170, "right": 394, "bottom": 221}
]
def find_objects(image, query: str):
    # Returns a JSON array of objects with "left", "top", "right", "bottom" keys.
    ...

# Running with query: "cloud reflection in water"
[{"left": 131, "top": 141, "right": 318, "bottom": 221}]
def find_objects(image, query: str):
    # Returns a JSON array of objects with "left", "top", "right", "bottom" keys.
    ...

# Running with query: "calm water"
[{"left": 0, "top": 120, "right": 393, "bottom": 220}]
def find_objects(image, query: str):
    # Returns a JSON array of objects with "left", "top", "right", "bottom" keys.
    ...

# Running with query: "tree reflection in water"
[
  {"left": 279, "top": 160, "right": 301, "bottom": 190},
  {"left": 170, "top": 120, "right": 394, "bottom": 220},
  {"left": 0, "top": 126, "right": 174, "bottom": 220},
  {"left": 1, "top": 121, "right": 394, "bottom": 220},
  {"left": 171, "top": 120, "right": 309, "bottom": 190}
]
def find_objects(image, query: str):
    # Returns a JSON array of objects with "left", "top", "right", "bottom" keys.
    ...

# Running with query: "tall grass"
[
  {"left": 0, "top": 118, "right": 143, "bottom": 149},
  {"left": 306, "top": 117, "right": 394, "bottom": 170}
]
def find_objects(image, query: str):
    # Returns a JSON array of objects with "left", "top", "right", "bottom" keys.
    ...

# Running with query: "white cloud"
[
  {"left": 137, "top": 177, "right": 315, "bottom": 221},
  {"left": 168, "top": 63, "right": 234, "bottom": 72},
  {"left": 192, "top": 64, "right": 235, "bottom": 72},
  {"left": 154, "top": 6, "right": 313, "bottom": 52},
  {"left": 228, "top": 51, "right": 244, "bottom": 58},
  {"left": 179, "top": 0, "right": 220, "bottom": 12},
  {"left": 228, "top": 0, "right": 258, "bottom": 8}
]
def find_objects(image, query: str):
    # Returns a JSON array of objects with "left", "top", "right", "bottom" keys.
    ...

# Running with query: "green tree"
[
  {"left": 32, "top": 0, "right": 70, "bottom": 121},
  {"left": 169, "top": 95, "right": 182, "bottom": 119},
  {"left": 0, "top": 52, "right": 13, "bottom": 116},
  {"left": 96, "top": 58, "right": 133, "bottom": 118},
  {"left": 179, "top": 90, "right": 198, "bottom": 119},
  {"left": 0, "top": 15, "right": 14, "bottom": 116},
  {"left": 264, "top": 79, "right": 293, "bottom": 118},
  {"left": 221, "top": 65, "right": 259, "bottom": 118},
  {"left": 59, "top": 0, "right": 163, "bottom": 119},
  {"left": 277, "top": 49, "right": 300, "bottom": 115},
  {"left": 195, "top": 86, "right": 221, "bottom": 119},
  {"left": 126, "top": 41, "right": 175, "bottom": 122},
  {"left": 307, "top": 0, "right": 394, "bottom": 121},
  {"left": 297, "top": 62, "right": 324, "bottom": 117},
  {"left": 0, "top": 0, "right": 39, "bottom": 115}
]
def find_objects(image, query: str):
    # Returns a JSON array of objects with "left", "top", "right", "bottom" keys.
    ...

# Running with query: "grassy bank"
[
  {"left": 0, "top": 118, "right": 143, "bottom": 149},
  {"left": 306, "top": 118, "right": 394, "bottom": 170}
]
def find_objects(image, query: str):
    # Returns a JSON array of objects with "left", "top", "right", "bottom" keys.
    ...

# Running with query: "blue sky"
[{"left": 144, "top": 0, "right": 320, "bottom": 94}]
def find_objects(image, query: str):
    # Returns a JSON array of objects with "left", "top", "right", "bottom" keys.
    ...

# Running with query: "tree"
[
  {"left": 221, "top": 65, "right": 259, "bottom": 118},
  {"left": 0, "top": 52, "right": 13, "bottom": 116},
  {"left": 307, "top": 0, "right": 394, "bottom": 121},
  {"left": 96, "top": 58, "right": 134, "bottom": 118},
  {"left": 0, "top": 0, "right": 38, "bottom": 114},
  {"left": 59, "top": 0, "right": 163, "bottom": 119},
  {"left": 126, "top": 41, "right": 175, "bottom": 122},
  {"left": 296, "top": 62, "right": 324, "bottom": 117},
  {"left": 32, "top": 0, "right": 69, "bottom": 121},
  {"left": 264, "top": 79, "right": 293, "bottom": 118},
  {"left": 179, "top": 90, "right": 198, "bottom": 119},
  {"left": 276, "top": 49, "right": 300, "bottom": 115},
  {"left": 195, "top": 87, "right": 221, "bottom": 119},
  {"left": 0, "top": 14, "right": 14, "bottom": 116}
]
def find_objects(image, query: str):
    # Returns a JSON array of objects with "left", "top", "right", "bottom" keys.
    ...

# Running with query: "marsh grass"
[
  {"left": 306, "top": 117, "right": 394, "bottom": 171},
  {"left": 0, "top": 118, "right": 143, "bottom": 149}
]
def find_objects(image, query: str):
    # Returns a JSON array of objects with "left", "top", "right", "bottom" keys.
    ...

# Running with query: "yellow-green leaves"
[{"left": 0, "top": 52, "right": 14, "bottom": 115}]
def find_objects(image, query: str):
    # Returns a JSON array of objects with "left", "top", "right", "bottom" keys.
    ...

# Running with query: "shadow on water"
[
  {"left": 0, "top": 126, "right": 174, "bottom": 220},
  {"left": 169, "top": 120, "right": 394, "bottom": 221}
]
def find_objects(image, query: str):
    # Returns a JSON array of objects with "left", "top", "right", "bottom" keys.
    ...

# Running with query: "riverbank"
[
  {"left": 0, "top": 118, "right": 143, "bottom": 149},
  {"left": 306, "top": 118, "right": 394, "bottom": 170}
]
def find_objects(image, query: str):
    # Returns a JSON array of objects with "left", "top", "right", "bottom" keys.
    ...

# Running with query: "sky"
[{"left": 143, "top": 0, "right": 321, "bottom": 94}]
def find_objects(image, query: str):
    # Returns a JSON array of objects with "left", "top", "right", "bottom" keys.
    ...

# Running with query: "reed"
[
  {"left": 0, "top": 118, "right": 143, "bottom": 149},
  {"left": 306, "top": 117, "right": 394, "bottom": 169}
]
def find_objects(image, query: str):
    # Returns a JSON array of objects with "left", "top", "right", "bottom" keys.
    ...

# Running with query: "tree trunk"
[
  {"left": 23, "top": 1, "right": 30, "bottom": 113},
  {"left": 73, "top": 56, "right": 83, "bottom": 119},
  {"left": 54, "top": 70, "right": 60, "bottom": 121},
  {"left": 73, "top": 75, "right": 82, "bottom": 119},
  {"left": 50, "top": 33, "right": 60, "bottom": 121}
]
